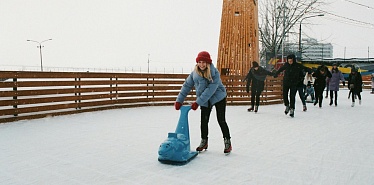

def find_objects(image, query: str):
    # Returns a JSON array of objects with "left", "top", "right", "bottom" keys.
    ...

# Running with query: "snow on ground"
[{"left": 0, "top": 89, "right": 373, "bottom": 185}]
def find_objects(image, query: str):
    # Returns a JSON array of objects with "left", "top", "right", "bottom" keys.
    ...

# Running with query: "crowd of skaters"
[{"left": 244, "top": 54, "right": 369, "bottom": 118}]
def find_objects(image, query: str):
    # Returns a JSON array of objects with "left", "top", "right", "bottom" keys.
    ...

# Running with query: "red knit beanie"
[{"left": 196, "top": 51, "right": 212, "bottom": 64}]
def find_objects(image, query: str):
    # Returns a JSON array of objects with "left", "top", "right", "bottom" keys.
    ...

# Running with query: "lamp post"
[
  {"left": 27, "top": 39, "right": 52, "bottom": 71},
  {"left": 147, "top": 54, "right": 150, "bottom": 73},
  {"left": 298, "top": 14, "right": 324, "bottom": 60}
]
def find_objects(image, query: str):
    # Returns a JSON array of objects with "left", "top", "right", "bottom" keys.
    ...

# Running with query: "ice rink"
[{"left": 1, "top": 89, "right": 373, "bottom": 185}]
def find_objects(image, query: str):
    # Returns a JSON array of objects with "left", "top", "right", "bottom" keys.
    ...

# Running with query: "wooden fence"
[{"left": 0, "top": 71, "right": 283, "bottom": 123}]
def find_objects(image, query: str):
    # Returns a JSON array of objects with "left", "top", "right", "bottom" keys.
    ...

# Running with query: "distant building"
[{"left": 287, "top": 38, "right": 333, "bottom": 60}]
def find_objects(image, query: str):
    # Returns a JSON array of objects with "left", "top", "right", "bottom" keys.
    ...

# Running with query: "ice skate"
[
  {"left": 289, "top": 108, "right": 294, "bottom": 118},
  {"left": 254, "top": 106, "right": 258, "bottom": 113},
  {"left": 351, "top": 102, "right": 355, "bottom": 107},
  {"left": 303, "top": 105, "right": 307, "bottom": 112},
  {"left": 247, "top": 107, "right": 254, "bottom": 112},
  {"left": 224, "top": 138, "right": 232, "bottom": 154},
  {"left": 284, "top": 106, "right": 290, "bottom": 115},
  {"left": 196, "top": 139, "right": 208, "bottom": 152},
  {"left": 329, "top": 99, "right": 333, "bottom": 106},
  {"left": 359, "top": 100, "right": 362, "bottom": 105}
]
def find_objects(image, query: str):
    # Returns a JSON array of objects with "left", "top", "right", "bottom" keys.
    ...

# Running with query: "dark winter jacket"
[
  {"left": 312, "top": 66, "right": 332, "bottom": 92},
  {"left": 243, "top": 66, "right": 273, "bottom": 92},
  {"left": 347, "top": 71, "right": 363, "bottom": 93},
  {"left": 328, "top": 68, "right": 345, "bottom": 91},
  {"left": 274, "top": 62, "right": 311, "bottom": 87}
]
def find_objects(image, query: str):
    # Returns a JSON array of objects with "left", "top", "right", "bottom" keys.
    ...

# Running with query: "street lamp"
[
  {"left": 27, "top": 39, "right": 52, "bottom": 71},
  {"left": 298, "top": 14, "right": 324, "bottom": 60}
]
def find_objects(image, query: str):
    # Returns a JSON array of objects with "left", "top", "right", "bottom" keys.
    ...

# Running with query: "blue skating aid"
[{"left": 158, "top": 105, "right": 198, "bottom": 165}]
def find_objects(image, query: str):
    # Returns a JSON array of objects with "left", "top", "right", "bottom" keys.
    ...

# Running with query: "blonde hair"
[{"left": 194, "top": 64, "right": 213, "bottom": 82}]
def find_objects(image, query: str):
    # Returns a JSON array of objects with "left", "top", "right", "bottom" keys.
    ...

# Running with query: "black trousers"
[
  {"left": 314, "top": 86, "right": 325, "bottom": 107},
  {"left": 200, "top": 98, "right": 231, "bottom": 140},
  {"left": 282, "top": 83, "right": 297, "bottom": 109},
  {"left": 329, "top": 90, "right": 338, "bottom": 103},
  {"left": 251, "top": 88, "right": 262, "bottom": 107},
  {"left": 351, "top": 89, "right": 362, "bottom": 102}
]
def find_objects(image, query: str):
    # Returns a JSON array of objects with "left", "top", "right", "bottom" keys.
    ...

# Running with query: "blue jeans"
[{"left": 297, "top": 85, "right": 306, "bottom": 106}]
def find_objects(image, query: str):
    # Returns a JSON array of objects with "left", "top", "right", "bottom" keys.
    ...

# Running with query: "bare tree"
[{"left": 258, "top": 0, "right": 325, "bottom": 65}]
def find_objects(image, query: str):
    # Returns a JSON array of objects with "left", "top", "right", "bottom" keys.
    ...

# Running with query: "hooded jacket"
[
  {"left": 275, "top": 62, "right": 310, "bottom": 87},
  {"left": 312, "top": 66, "right": 332, "bottom": 91},
  {"left": 244, "top": 66, "right": 273, "bottom": 92},
  {"left": 348, "top": 71, "right": 363, "bottom": 93}
]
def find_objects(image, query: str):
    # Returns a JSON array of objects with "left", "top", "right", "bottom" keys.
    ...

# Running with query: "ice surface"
[{"left": 0, "top": 90, "right": 373, "bottom": 185}]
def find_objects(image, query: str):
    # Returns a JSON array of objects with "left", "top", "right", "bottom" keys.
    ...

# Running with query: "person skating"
[
  {"left": 347, "top": 67, "right": 363, "bottom": 107},
  {"left": 327, "top": 63, "right": 345, "bottom": 106},
  {"left": 243, "top": 61, "right": 274, "bottom": 113},
  {"left": 305, "top": 81, "right": 315, "bottom": 103},
  {"left": 296, "top": 68, "right": 312, "bottom": 112},
  {"left": 273, "top": 54, "right": 311, "bottom": 118},
  {"left": 312, "top": 65, "right": 332, "bottom": 108},
  {"left": 174, "top": 51, "right": 232, "bottom": 154}
]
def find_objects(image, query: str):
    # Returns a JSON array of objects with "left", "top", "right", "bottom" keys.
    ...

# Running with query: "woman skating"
[{"left": 174, "top": 51, "right": 232, "bottom": 154}]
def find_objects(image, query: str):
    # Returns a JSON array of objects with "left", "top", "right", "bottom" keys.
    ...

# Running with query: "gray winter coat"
[{"left": 328, "top": 69, "right": 345, "bottom": 91}]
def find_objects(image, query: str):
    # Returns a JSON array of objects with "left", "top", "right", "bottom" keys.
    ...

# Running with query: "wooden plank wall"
[
  {"left": 0, "top": 71, "right": 283, "bottom": 123},
  {"left": 217, "top": 0, "right": 259, "bottom": 76}
]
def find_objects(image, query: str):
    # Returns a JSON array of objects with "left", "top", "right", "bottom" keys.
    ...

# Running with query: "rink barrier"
[{"left": 1, "top": 70, "right": 349, "bottom": 123}]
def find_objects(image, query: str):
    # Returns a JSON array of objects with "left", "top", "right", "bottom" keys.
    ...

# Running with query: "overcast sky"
[
  {"left": 305, "top": 0, "right": 374, "bottom": 58},
  {"left": 1, "top": 0, "right": 373, "bottom": 72}
]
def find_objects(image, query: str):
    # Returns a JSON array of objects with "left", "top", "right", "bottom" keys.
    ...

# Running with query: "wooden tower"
[{"left": 217, "top": 0, "right": 259, "bottom": 76}]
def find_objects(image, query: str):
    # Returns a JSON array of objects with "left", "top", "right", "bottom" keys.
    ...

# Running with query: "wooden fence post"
[
  {"left": 75, "top": 77, "right": 81, "bottom": 110},
  {"left": 13, "top": 78, "right": 18, "bottom": 116}
]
